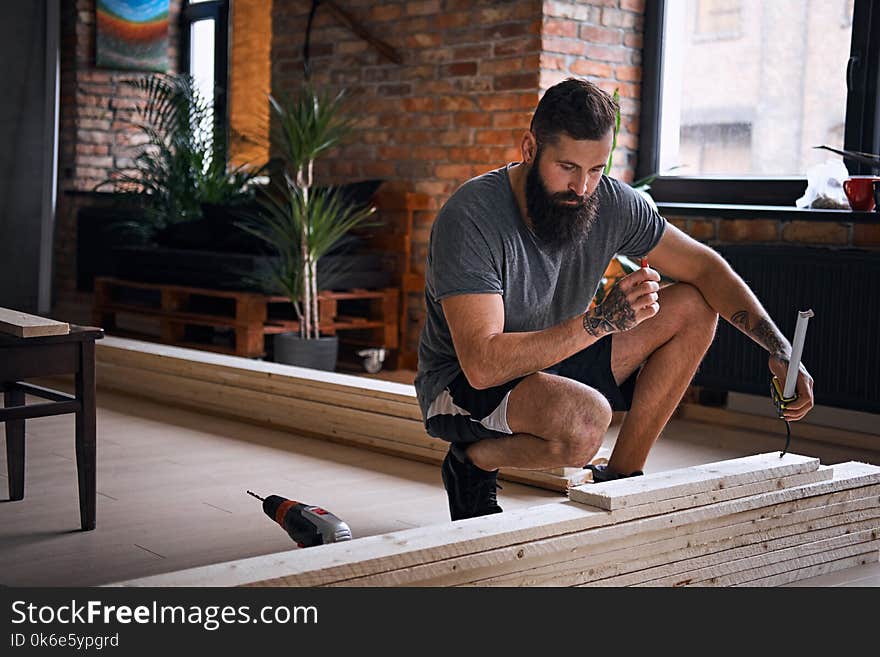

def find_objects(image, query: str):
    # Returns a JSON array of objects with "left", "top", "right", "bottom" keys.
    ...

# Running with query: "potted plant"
[
  {"left": 238, "top": 85, "right": 377, "bottom": 370},
  {"left": 96, "top": 73, "right": 265, "bottom": 244}
]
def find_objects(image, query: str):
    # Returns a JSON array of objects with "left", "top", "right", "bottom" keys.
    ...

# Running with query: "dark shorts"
[{"left": 424, "top": 335, "right": 638, "bottom": 445}]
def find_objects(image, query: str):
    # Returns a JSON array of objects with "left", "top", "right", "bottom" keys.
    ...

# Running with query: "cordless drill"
[{"left": 247, "top": 491, "right": 352, "bottom": 547}]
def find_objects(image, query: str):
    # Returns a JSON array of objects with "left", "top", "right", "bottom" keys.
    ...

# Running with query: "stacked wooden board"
[
  {"left": 0, "top": 307, "right": 69, "bottom": 338},
  {"left": 94, "top": 336, "right": 590, "bottom": 491},
  {"left": 113, "top": 453, "right": 880, "bottom": 587}
]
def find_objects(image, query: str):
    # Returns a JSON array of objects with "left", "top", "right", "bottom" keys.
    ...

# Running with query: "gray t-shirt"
[{"left": 414, "top": 164, "right": 667, "bottom": 420}]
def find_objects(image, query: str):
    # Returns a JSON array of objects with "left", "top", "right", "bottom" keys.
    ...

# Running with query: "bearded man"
[{"left": 414, "top": 78, "right": 814, "bottom": 521}]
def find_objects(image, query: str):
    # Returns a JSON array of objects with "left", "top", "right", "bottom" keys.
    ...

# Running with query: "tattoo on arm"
[
  {"left": 583, "top": 283, "right": 637, "bottom": 337},
  {"left": 750, "top": 317, "right": 790, "bottom": 361},
  {"left": 730, "top": 310, "right": 751, "bottom": 331}
]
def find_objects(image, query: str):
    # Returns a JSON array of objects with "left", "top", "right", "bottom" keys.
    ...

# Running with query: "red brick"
[
  {"left": 478, "top": 93, "right": 538, "bottom": 111},
  {"left": 584, "top": 44, "right": 629, "bottom": 63},
  {"left": 439, "top": 96, "right": 478, "bottom": 112},
  {"left": 571, "top": 60, "right": 614, "bottom": 78},
  {"left": 436, "top": 129, "right": 473, "bottom": 145},
  {"left": 412, "top": 146, "right": 449, "bottom": 161},
  {"left": 453, "top": 45, "right": 493, "bottom": 60},
  {"left": 494, "top": 36, "right": 540, "bottom": 57},
  {"left": 442, "top": 61, "right": 478, "bottom": 77},
  {"left": 370, "top": 4, "right": 402, "bottom": 21},
  {"left": 624, "top": 32, "right": 644, "bottom": 48},
  {"left": 493, "top": 72, "right": 537, "bottom": 91},
  {"left": 615, "top": 65, "right": 642, "bottom": 82},
  {"left": 718, "top": 220, "right": 780, "bottom": 242},
  {"left": 579, "top": 25, "right": 622, "bottom": 45},
  {"left": 405, "top": 33, "right": 441, "bottom": 48},
  {"left": 542, "top": 36, "right": 588, "bottom": 56},
  {"left": 781, "top": 221, "right": 848, "bottom": 244},
  {"left": 543, "top": 18, "right": 578, "bottom": 38},
  {"left": 378, "top": 145, "right": 411, "bottom": 160},
  {"left": 435, "top": 12, "right": 471, "bottom": 29},
  {"left": 402, "top": 97, "right": 436, "bottom": 112},
  {"left": 540, "top": 53, "right": 567, "bottom": 70},
  {"left": 435, "top": 164, "right": 477, "bottom": 181},
  {"left": 455, "top": 112, "right": 492, "bottom": 128},
  {"left": 475, "top": 129, "right": 522, "bottom": 145},
  {"left": 491, "top": 111, "right": 532, "bottom": 129}
]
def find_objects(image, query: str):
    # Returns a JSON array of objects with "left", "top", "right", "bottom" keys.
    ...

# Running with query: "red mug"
[{"left": 843, "top": 177, "right": 880, "bottom": 211}]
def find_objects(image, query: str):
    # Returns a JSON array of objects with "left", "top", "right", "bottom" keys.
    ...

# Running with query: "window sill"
[{"left": 656, "top": 202, "right": 880, "bottom": 224}]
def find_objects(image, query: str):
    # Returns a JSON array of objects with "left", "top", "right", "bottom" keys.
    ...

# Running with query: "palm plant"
[
  {"left": 97, "top": 73, "right": 264, "bottom": 240},
  {"left": 239, "top": 85, "right": 376, "bottom": 339}
]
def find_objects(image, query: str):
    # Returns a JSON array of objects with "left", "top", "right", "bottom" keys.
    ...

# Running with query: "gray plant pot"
[{"left": 273, "top": 333, "right": 339, "bottom": 371}]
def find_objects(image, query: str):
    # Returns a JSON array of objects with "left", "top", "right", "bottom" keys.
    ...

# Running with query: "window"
[
  {"left": 181, "top": 0, "right": 229, "bottom": 151},
  {"left": 638, "top": 0, "right": 880, "bottom": 204}
]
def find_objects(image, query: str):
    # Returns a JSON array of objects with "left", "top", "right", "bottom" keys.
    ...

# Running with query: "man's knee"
[
  {"left": 672, "top": 283, "right": 718, "bottom": 341},
  {"left": 558, "top": 387, "right": 611, "bottom": 466}
]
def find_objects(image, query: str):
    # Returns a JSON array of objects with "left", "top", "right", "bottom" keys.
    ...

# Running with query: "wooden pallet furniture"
[
  {"left": 93, "top": 337, "right": 589, "bottom": 492},
  {"left": 92, "top": 277, "right": 399, "bottom": 360},
  {"left": 365, "top": 187, "right": 432, "bottom": 370},
  {"left": 112, "top": 453, "right": 880, "bottom": 587}
]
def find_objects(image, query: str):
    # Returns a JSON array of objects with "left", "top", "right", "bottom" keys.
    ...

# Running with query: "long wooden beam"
[{"left": 96, "top": 337, "right": 589, "bottom": 491}]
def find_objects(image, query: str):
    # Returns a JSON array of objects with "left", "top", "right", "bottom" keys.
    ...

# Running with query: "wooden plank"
[
  {"left": 586, "top": 515, "right": 880, "bottom": 587},
  {"left": 334, "top": 469, "right": 842, "bottom": 587},
  {"left": 679, "top": 537, "right": 880, "bottom": 588},
  {"left": 464, "top": 470, "right": 854, "bottom": 587},
  {"left": 97, "top": 359, "right": 423, "bottom": 421},
  {"left": 98, "top": 337, "right": 418, "bottom": 403},
  {"left": 111, "top": 461, "right": 880, "bottom": 588},
  {"left": 0, "top": 308, "right": 69, "bottom": 338},
  {"left": 733, "top": 552, "right": 880, "bottom": 587},
  {"left": 568, "top": 452, "right": 820, "bottom": 510},
  {"left": 96, "top": 362, "right": 580, "bottom": 493}
]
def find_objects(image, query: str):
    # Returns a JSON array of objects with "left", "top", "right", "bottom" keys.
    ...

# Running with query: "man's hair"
[{"left": 529, "top": 78, "right": 618, "bottom": 147}]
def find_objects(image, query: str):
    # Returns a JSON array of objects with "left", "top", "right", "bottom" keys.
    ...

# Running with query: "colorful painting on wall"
[{"left": 96, "top": 0, "right": 170, "bottom": 71}]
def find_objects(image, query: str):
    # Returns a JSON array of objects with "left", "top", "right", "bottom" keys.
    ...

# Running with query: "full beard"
[{"left": 525, "top": 159, "right": 599, "bottom": 249}]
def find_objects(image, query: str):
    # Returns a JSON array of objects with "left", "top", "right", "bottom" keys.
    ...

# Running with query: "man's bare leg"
[
  {"left": 607, "top": 283, "right": 719, "bottom": 474},
  {"left": 465, "top": 373, "right": 613, "bottom": 471}
]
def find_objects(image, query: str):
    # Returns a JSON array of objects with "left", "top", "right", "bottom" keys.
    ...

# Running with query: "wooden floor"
[{"left": 1, "top": 386, "right": 877, "bottom": 587}]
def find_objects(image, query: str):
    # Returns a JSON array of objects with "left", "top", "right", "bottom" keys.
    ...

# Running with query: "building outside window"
[{"left": 640, "top": 0, "right": 877, "bottom": 201}]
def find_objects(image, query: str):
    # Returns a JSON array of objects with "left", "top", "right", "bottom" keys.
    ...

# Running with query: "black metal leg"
[
  {"left": 75, "top": 340, "right": 97, "bottom": 531},
  {"left": 4, "top": 388, "right": 25, "bottom": 501}
]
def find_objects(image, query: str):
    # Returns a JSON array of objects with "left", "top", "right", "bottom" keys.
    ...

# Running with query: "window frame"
[
  {"left": 637, "top": 0, "right": 880, "bottom": 205},
  {"left": 180, "top": 0, "right": 230, "bottom": 154}
]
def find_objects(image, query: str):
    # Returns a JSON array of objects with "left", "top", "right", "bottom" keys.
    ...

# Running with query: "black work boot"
[
  {"left": 585, "top": 463, "right": 644, "bottom": 483},
  {"left": 441, "top": 444, "right": 503, "bottom": 521}
]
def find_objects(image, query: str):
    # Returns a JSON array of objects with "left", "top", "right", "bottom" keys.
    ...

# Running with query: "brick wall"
[
  {"left": 53, "top": 0, "right": 182, "bottom": 324},
  {"left": 540, "top": 0, "right": 645, "bottom": 182},
  {"left": 667, "top": 215, "right": 880, "bottom": 249}
]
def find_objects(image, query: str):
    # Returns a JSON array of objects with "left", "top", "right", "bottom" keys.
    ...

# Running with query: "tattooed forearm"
[
  {"left": 583, "top": 284, "right": 637, "bottom": 337},
  {"left": 730, "top": 310, "right": 751, "bottom": 331},
  {"left": 750, "top": 317, "right": 790, "bottom": 360}
]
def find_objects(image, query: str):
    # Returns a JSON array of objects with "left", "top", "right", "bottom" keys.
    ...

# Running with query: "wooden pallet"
[{"left": 93, "top": 277, "right": 398, "bottom": 359}]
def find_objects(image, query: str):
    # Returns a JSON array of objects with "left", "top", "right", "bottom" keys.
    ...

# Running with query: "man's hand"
[
  {"left": 583, "top": 268, "right": 661, "bottom": 337},
  {"left": 768, "top": 354, "right": 815, "bottom": 421}
]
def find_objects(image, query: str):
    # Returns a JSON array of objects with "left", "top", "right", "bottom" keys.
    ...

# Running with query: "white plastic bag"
[{"left": 795, "top": 159, "right": 850, "bottom": 209}]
